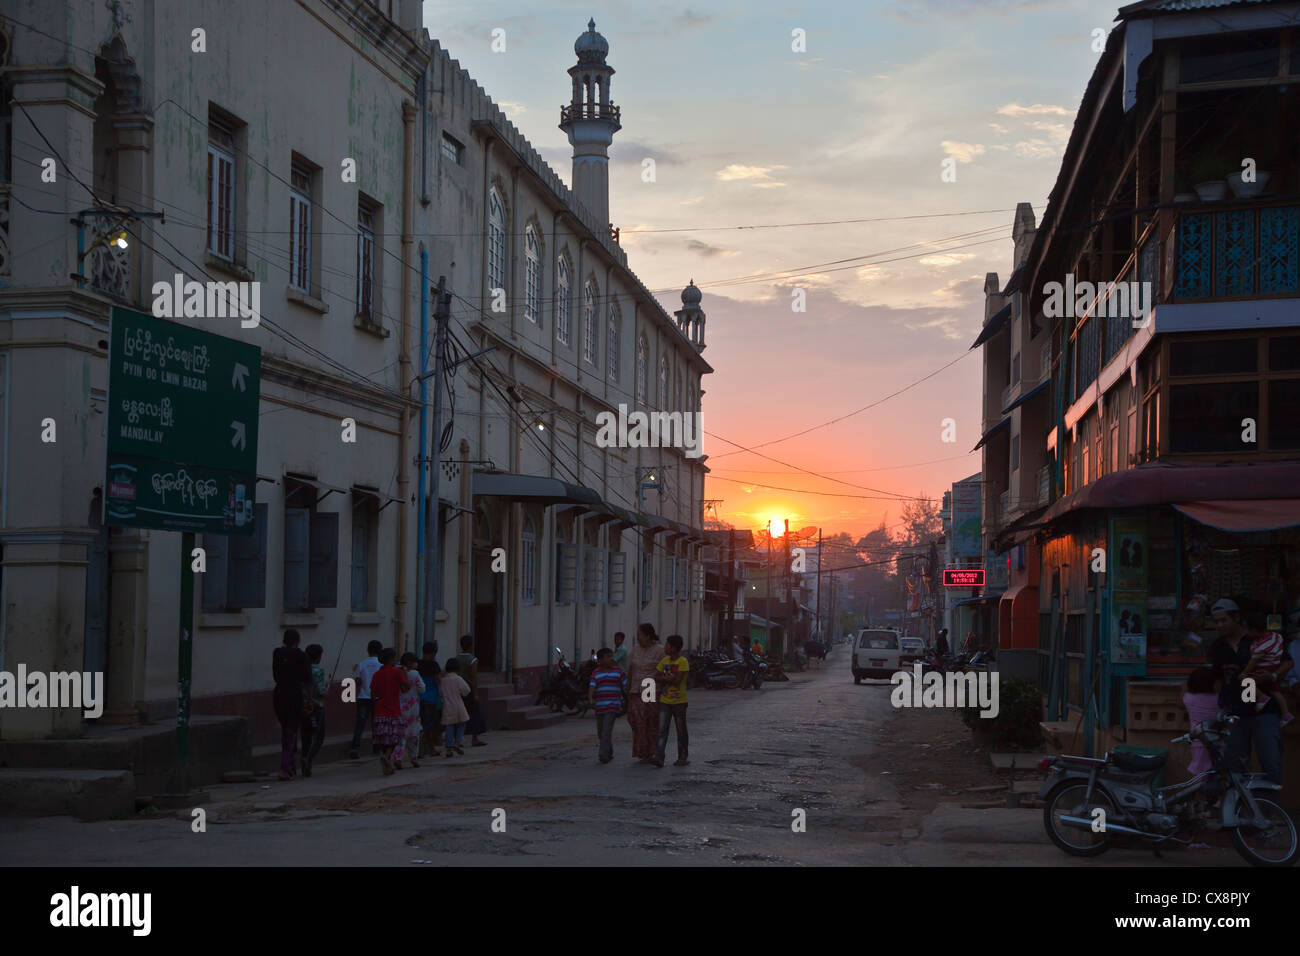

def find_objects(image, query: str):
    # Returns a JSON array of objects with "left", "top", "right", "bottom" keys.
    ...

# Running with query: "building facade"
[
  {"left": 983, "top": 0, "right": 1300, "bottom": 783},
  {"left": 0, "top": 2, "right": 708, "bottom": 746}
]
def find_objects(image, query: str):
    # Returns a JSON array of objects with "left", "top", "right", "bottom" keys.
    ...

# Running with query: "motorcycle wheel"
[
  {"left": 739, "top": 670, "right": 751, "bottom": 690},
  {"left": 1230, "top": 796, "right": 1300, "bottom": 867},
  {"left": 1043, "top": 781, "right": 1115, "bottom": 857},
  {"left": 753, "top": 674, "right": 763, "bottom": 689}
]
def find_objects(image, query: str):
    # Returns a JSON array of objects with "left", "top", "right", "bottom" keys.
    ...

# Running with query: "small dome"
[
  {"left": 575, "top": 18, "right": 609, "bottom": 63},
  {"left": 681, "top": 279, "right": 702, "bottom": 306}
]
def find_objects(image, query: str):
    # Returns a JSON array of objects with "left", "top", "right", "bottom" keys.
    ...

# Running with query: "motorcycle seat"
[{"left": 1110, "top": 751, "right": 1167, "bottom": 773}]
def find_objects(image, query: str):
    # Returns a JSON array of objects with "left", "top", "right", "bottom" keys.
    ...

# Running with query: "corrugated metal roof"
[{"left": 1118, "top": 0, "right": 1273, "bottom": 18}]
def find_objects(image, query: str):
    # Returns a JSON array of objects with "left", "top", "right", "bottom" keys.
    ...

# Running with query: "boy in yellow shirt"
[{"left": 652, "top": 634, "right": 690, "bottom": 767}]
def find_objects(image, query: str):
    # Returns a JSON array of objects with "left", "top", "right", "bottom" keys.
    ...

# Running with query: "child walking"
[
  {"left": 393, "top": 652, "right": 425, "bottom": 769},
  {"left": 300, "top": 643, "right": 328, "bottom": 778},
  {"left": 1182, "top": 667, "right": 1220, "bottom": 776},
  {"left": 417, "top": 641, "right": 442, "bottom": 759},
  {"left": 368, "top": 648, "right": 409, "bottom": 775},
  {"left": 588, "top": 647, "right": 628, "bottom": 764},
  {"left": 439, "top": 657, "right": 472, "bottom": 757}
]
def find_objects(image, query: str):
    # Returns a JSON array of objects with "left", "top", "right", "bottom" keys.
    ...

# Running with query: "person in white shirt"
[{"left": 349, "top": 640, "right": 384, "bottom": 759}]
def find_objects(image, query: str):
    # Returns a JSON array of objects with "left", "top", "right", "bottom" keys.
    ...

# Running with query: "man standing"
[
  {"left": 272, "top": 629, "right": 311, "bottom": 781},
  {"left": 611, "top": 632, "right": 629, "bottom": 673},
  {"left": 588, "top": 647, "right": 629, "bottom": 764},
  {"left": 1208, "top": 598, "right": 1283, "bottom": 784},
  {"left": 652, "top": 634, "right": 691, "bottom": 768},
  {"left": 935, "top": 628, "right": 951, "bottom": 660},
  {"left": 349, "top": 639, "right": 384, "bottom": 759}
]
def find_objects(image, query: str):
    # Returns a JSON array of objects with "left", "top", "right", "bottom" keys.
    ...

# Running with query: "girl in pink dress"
[
  {"left": 1182, "top": 668, "right": 1220, "bottom": 776},
  {"left": 393, "top": 652, "right": 425, "bottom": 768}
]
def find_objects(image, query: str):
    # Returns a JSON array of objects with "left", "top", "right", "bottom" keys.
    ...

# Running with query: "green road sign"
[{"left": 106, "top": 306, "right": 261, "bottom": 534}]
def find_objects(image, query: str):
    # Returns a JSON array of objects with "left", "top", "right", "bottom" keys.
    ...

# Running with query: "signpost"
[
  {"left": 942, "top": 568, "right": 986, "bottom": 587},
  {"left": 105, "top": 306, "right": 261, "bottom": 796}
]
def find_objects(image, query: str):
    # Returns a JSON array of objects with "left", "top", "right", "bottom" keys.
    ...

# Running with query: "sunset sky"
[{"left": 424, "top": 0, "right": 1113, "bottom": 535}]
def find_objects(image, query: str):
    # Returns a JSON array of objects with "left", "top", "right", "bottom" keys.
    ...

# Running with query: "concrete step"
[
  {"left": 475, "top": 681, "right": 520, "bottom": 701},
  {"left": 480, "top": 694, "right": 536, "bottom": 729},
  {"left": 0, "top": 768, "right": 135, "bottom": 821},
  {"left": 505, "top": 706, "right": 570, "bottom": 731}
]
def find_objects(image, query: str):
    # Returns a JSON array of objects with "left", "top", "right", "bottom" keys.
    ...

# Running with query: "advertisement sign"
[
  {"left": 1113, "top": 518, "right": 1147, "bottom": 591},
  {"left": 1112, "top": 598, "right": 1147, "bottom": 663},
  {"left": 951, "top": 477, "right": 982, "bottom": 561}
]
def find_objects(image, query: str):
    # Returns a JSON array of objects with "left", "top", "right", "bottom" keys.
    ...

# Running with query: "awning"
[
  {"left": 352, "top": 484, "right": 405, "bottom": 511},
  {"left": 972, "top": 416, "right": 1010, "bottom": 452},
  {"left": 999, "top": 583, "right": 1039, "bottom": 650},
  {"left": 1038, "top": 460, "right": 1300, "bottom": 526},
  {"left": 1001, "top": 378, "right": 1050, "bottom": 415},
  {"left": 1174, "top": 499, "right": 1300, "bottom": 533},
  {"left": 284, "top": 474, "right": 350, "bottom": 503},
  {"left": 970, "top": 303, "right": 1011, "bottom": 349},
  {"left": 472, "top": 472, "right": 603, "bottom": 508},
  {"left": 1003, "top": 267, "right": 1025, "bottom": 295},
  {"left": 951, "top": 592, "right": 1005, "bottom": 607}
]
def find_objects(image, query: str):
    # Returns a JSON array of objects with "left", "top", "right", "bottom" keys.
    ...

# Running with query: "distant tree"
[{"left": 896, "top": 497, "right": 942, "bottom": 548}]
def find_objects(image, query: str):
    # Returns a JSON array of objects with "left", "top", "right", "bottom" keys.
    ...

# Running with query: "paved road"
[{"left": 0, "top": 654, "right": 1247, "bottom": 866}]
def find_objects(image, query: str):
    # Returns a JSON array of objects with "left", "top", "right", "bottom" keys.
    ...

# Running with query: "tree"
[{"left": 896, "top": 497, "right": 942, "bottom": 548}]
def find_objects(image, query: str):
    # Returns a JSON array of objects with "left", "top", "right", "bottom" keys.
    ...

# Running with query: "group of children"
[
  {"left": 587, "top": 630, "right": 692, "bottom": 768},
  {"left": 348, "top": 635, "right": 489, "bottom": 775}
]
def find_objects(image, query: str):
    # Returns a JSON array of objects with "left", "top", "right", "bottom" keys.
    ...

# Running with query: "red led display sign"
[{"left": 942, "top": 568, "right": 986, "bottom": 587}]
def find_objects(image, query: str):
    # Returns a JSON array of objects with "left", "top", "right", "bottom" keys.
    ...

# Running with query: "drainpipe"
[
  {"left": 416, "top": 246, "right": 429, "bottom": 649},
  {"left": 396, "top": 98, "right": 417, "bottom": 653}
]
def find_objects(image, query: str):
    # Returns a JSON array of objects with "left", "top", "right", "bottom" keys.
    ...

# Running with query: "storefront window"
[{"left": 1168, "top": 381, "right": 1258, "bottom": 453}]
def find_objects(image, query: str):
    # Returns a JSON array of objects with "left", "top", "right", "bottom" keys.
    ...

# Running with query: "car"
[
  {"left": 852, "top": 628, "right": 902, "bottom": 683},
  {"left": 899, "top": 636, "right": 925, "bottom": 664}
]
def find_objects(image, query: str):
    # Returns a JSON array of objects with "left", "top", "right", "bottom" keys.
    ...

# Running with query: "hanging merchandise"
[{"left": 1210, "top": 549, "right": 1242, "bottom": 599}]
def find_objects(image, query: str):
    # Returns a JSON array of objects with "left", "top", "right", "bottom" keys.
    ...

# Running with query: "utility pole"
[
  {"left": 424, "top": 277, "right": 451, "bottom": 650},
  {"left": 815, "top": 528, "right": 823, "bottom": 639},
  {"left": 724, "top": 528, "right": 734, "bottom": 650}
]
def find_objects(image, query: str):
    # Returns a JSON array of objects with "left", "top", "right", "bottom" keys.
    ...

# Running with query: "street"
[{"left": 0, "top": 651, "right": 1244, "bottom": 866}]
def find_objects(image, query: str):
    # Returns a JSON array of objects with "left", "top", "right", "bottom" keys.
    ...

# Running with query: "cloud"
[
  {"left": 855, "top": 264, "right": 894, "bottom": 283},
  {"left": 674, "top": 9, "right": 713, "bottom": 28},
  {"left": 679, "top": 196, "right": 705, "bottom": 206},
  {"left": 1024, "top": 120, "right": 1071, "bottom": 144},
  {"left": 496, "top": 101, "right": 528, "bottom": 118},
  {"left": 918, "top": 252, "right": 978, "bottom": 267},
  {"left": 988, "top": 122, "right": 1009, "bottom": 135},
  {"left": 684, "top": 239, "right": 739, "bottom": 259},
  {"left": 795, "top": 58, "right": 826, "bottom": 70},
  {"left": 940, "top": 140, "right": 986, "bottom": 163},
  {"left": 614, "top": 142, "right": 686, "bottom": 166},
  {"left": 1013, "top": 139, "right": 1057, "bottom": 159},
  {"left": 716, "top": 163, "right": 789, "bottom": 184},
  {"left": 996, "top": 102, "right": 1074, "bottom": 118}
]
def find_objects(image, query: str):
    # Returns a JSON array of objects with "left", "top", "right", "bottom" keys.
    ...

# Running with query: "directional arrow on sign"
[
  {"left": 232, "top": 363, "right": 249, "bottom": 392},
  {"left": 230, "top": 421, "right": 246, "bottom": 450}
]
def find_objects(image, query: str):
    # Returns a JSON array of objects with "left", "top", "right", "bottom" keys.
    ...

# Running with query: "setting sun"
[{"left": 767, "top": 516, "right": 788, "bottom": 538}]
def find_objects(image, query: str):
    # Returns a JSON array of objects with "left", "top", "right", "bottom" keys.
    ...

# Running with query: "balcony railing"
[
  {"left": 1172, "top": 201, "right": 1299, "bottom": 301},
  {"left": 560, "top": 101, "right": 622, "bottom": 126}
]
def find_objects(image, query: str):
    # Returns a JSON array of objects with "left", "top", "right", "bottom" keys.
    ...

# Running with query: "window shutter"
[
  {"left": 692, "top": 561, "right": 704, "bottom": 601},
  {"left": 608, "top": 551, "right": 626, "bottom": 605},
  {"left": 556, "top": 542, "right": 577, "bottom": 604},
  {"left": 583, "top": 548, "right": 601, "bottom": 605},
  {"left": 229, "top": 506, "right": 267, "bottom": 609},
  {"left": 351, "top": 508, "right": 369, "bottom": 611},
  {"left": 664, "top": 554, "right": 676, "bottom": 600},
  {"left": 283, "top": 507, "right": 310, "bottom": 611},
  {"left": 309, "top": 511, "right": 339, "bottom": 609},
  {"left": 678, "top": 556, "right": 689, "bottom": 599},
  {"left": 201, "top": 532, "right": 228, "bottom": 611}
]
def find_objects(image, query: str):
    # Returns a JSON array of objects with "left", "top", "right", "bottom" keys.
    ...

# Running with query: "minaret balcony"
[{"left": 560, "top": 102, "right": 621, "bottom": 126}]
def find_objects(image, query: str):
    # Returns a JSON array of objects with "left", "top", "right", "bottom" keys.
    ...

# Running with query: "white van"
[{"left": 852, "top": 628, "right": 902, "bottom": 683}]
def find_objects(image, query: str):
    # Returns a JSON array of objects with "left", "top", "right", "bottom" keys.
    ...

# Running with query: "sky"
[{"left": 423, "top": 0, "right": 1118, "bottom": 536}]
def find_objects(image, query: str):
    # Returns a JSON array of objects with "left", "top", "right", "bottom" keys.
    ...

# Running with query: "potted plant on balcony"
[
  {"left": 1227, "top": 140, "right": 1276, "bottom": 199},
  {"left": 1190, "top": 151, "right": 1229, "bottom": 201}
]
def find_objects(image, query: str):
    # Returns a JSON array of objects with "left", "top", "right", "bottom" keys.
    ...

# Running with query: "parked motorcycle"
[
  {"left": 691, "top": 651, "right": 744, "bottom": 690},
  {"left": 738, "top": 652, "right": 767, "bottom": 690},
  {"left": 535, "top": 647, "right": 589, "bottom": 716},
  {"left": 1039, "top": 713, "right": 1298, "bottom": 867}
]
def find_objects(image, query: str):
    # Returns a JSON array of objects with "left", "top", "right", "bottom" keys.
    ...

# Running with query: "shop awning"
[
  {"left": 1003, "top": 266, "right": 1026, "bottom": 295},
  {"left": 951, "top": 592, "right": 1005, "bottom": 607},
  {"left": 1038, "top": 460, "right": 1300, "bottom": 525},
  {"left": 972, "top": 416, "right": 1010, "bottom": 452},
  {"left": 1001, "top": 378, "right": 1050, "bottom": 415},
  {"left": 471, "top": 471, "right": 603, "bottom": 508},
  {"left": 970, "top": 303, "right": 1012, "bottom": 349},
  {"left": 1173, "top": 499, "right": 1300, "bottom": 532}
]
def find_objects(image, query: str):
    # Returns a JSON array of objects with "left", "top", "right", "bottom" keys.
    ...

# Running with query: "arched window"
[
  {"left": 521, "top": 515, "right": 538, "bottom": 605},
  {"left": 658, "top": 356, "right": 668, "bottom": 409},
  {"left": 556, "top": 255, "right": 571, "bottom": 345},
  {"left": 487, "top": 188, "right": 506, "bottom": 296},
  {"left": 636, "top": 334, "right": 647, "bottom": 404},
  {"left": 607, "top": 301, "right": 621, "bottom": 381},
  {"left": 582, "top": 279, "right": 597, "bottom": 365},
  {"left": 524, "top": 225, "right": 540, "bottom": 324}
]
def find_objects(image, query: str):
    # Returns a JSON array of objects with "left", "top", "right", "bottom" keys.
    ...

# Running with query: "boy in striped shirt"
[{"left": 588, "top": 647, "right": 629, "bottom": 764}]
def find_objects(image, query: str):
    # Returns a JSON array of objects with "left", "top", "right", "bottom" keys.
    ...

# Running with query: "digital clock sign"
[{"left": 942, "top": 568, "right": 986, "bottom": 587}]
